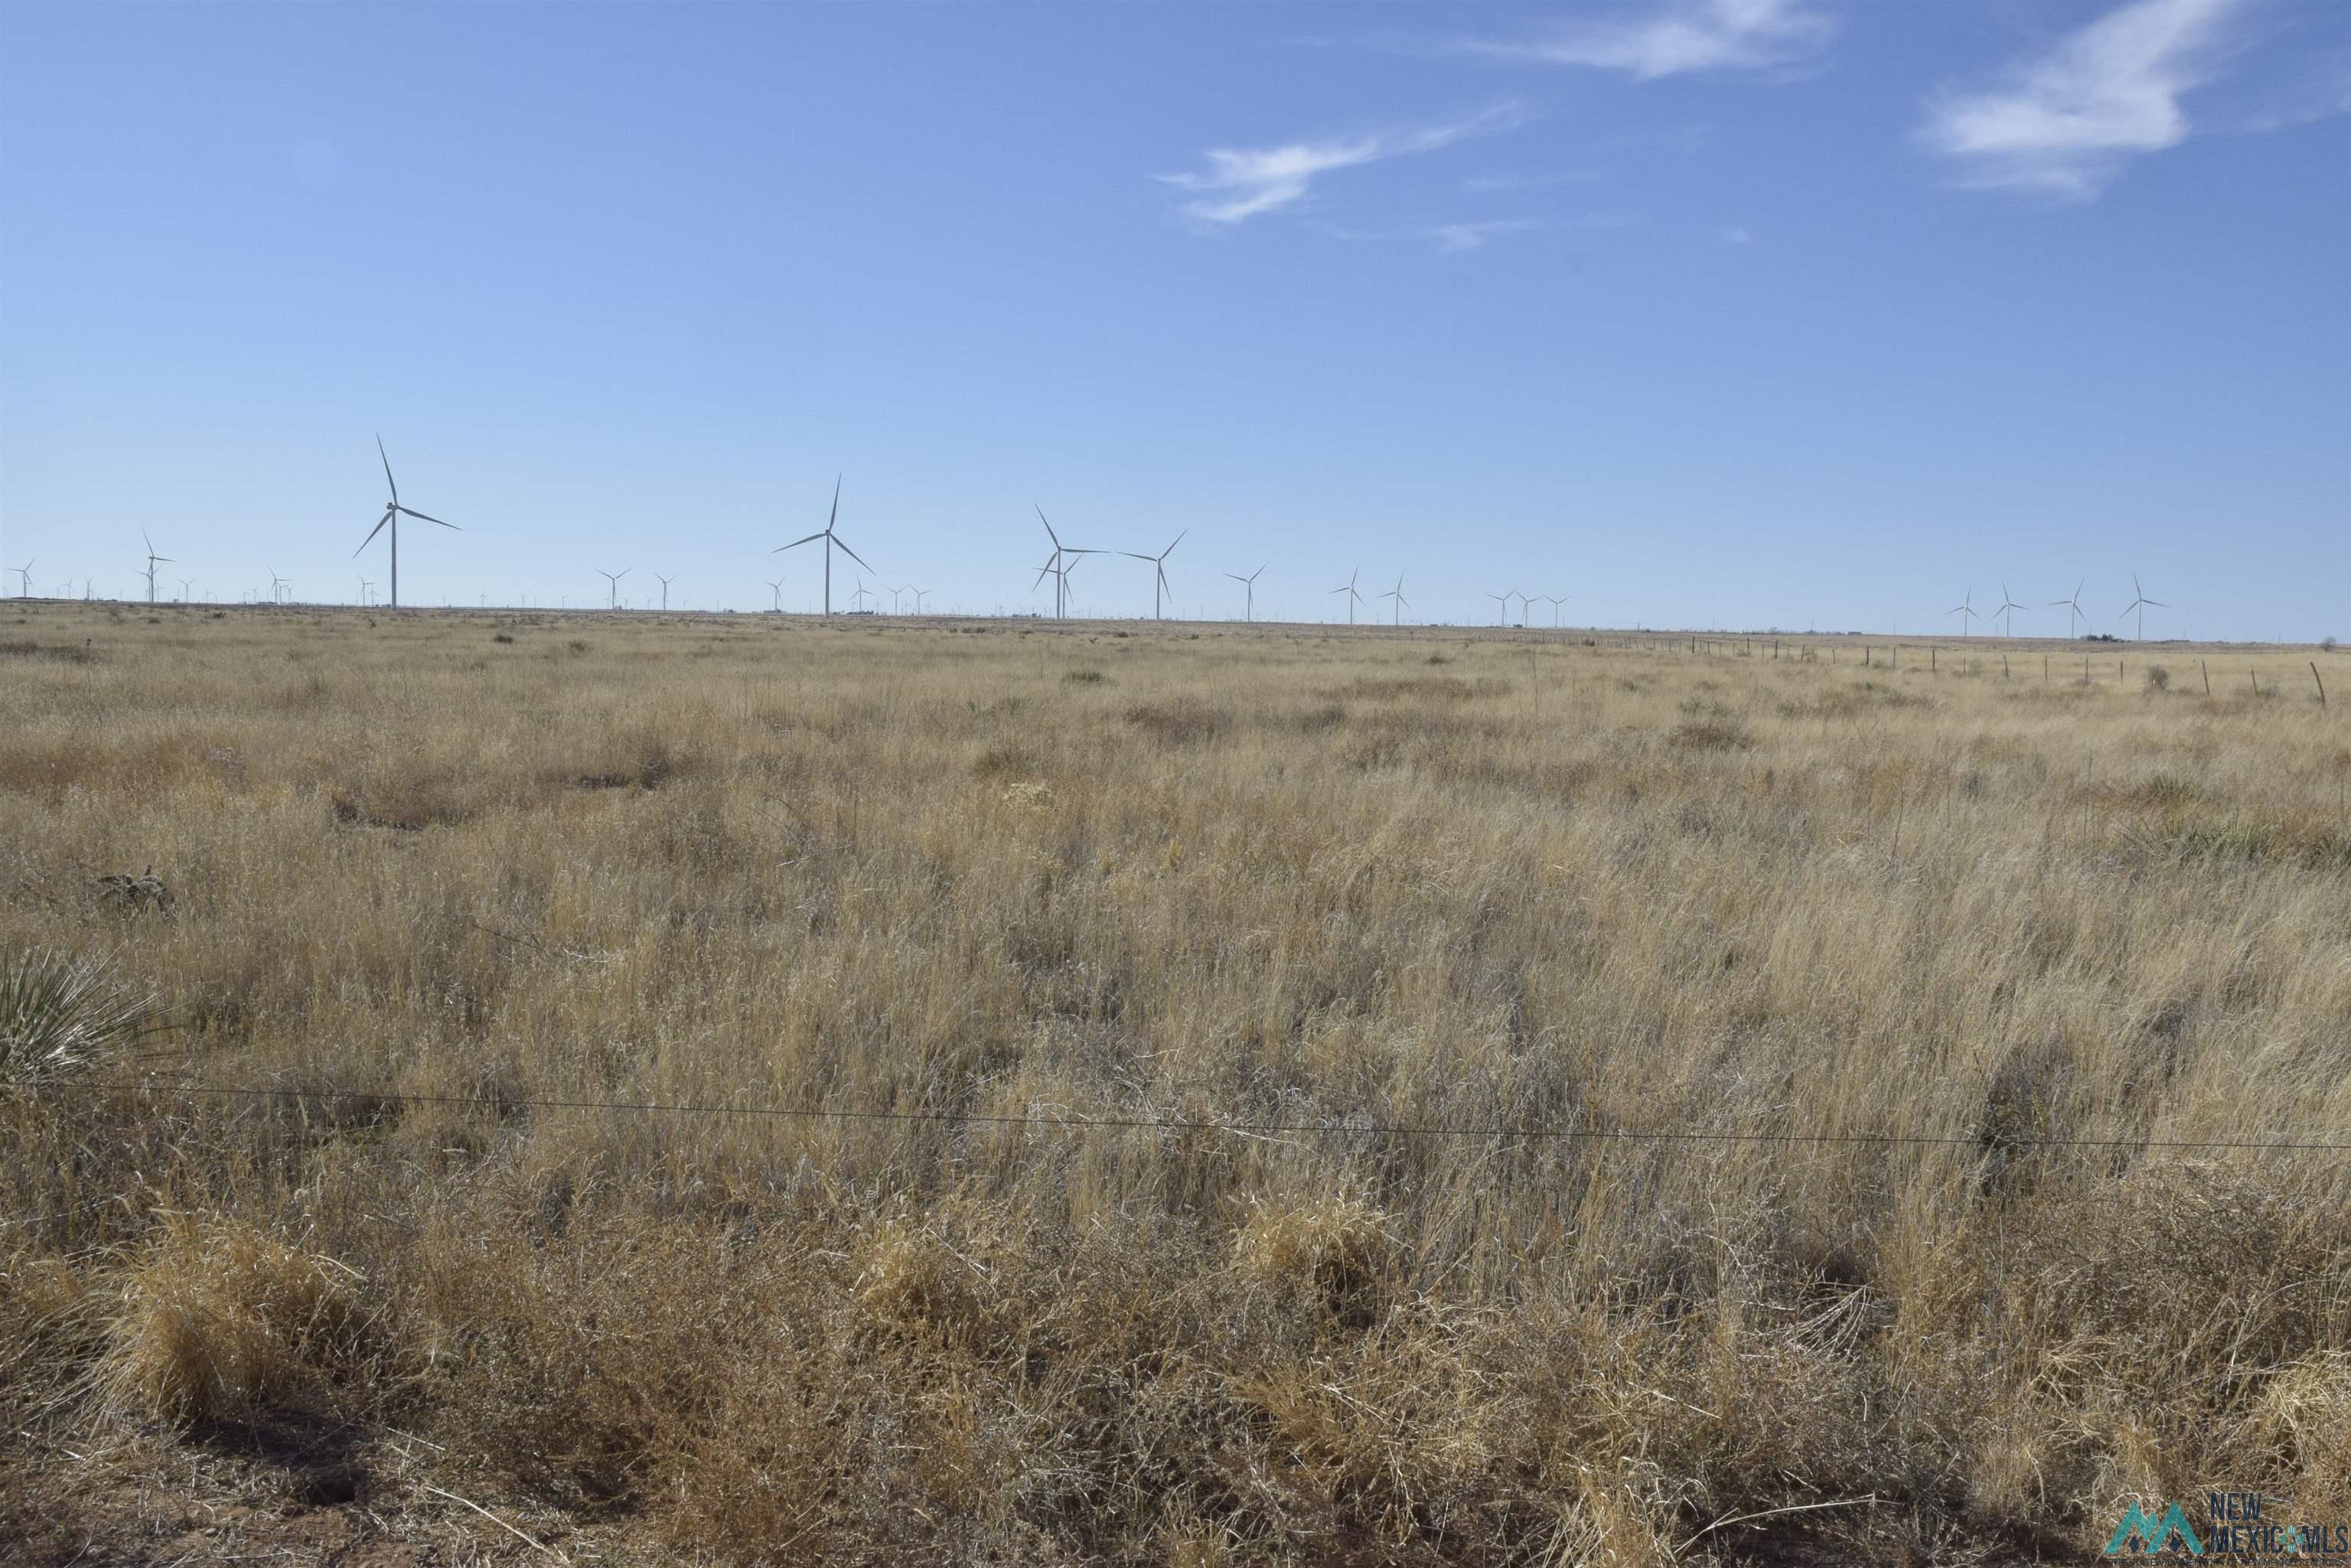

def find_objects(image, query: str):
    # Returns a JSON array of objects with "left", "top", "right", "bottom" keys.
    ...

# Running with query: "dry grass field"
[{"left": 3, "top": 601, "right": 2348, "bottom": 1565}]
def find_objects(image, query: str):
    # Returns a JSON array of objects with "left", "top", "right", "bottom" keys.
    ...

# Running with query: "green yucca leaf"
[{"left": 0, "top": 947, "right": 168, "bottom": 1084}]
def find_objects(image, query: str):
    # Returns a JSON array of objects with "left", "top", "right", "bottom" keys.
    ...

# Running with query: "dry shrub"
[
  {"left": 1124, "top": 698, "right": 1229, "bottom": 746},
  {"left": 99, "top": 1217, "right": 381, "bottom": 1426},
  {"left": 1669, "top": 716, "right": 1755, "bottom": 751},
  {"left": 851, "top": 1209, "right": 996, "bottom": 1347},
  {"left": 1235, "top": 1187, "right": 1394, "bottom": 1327}
]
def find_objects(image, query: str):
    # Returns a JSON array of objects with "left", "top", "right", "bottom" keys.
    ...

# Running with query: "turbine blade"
[
  {"left": 829, "top": 474, "right": 841, "bottom": 532},
  {"left": 398, "top": 506, "right": 459, "bottom": 530},
  {"left": 1120, "top": 553, "right": 1157, "bottom": 562},
  {"left": 834, "top": 537, "right": 872, "bottom": 572},
  {"left": 1033, "top": 564, "right": 1055, "bottom": 592},
  {"left": 353, "top": 510, "right": 392, "bottom": 556},
  {"left": 1164, "top": 530, "right": 1186, "bottom": 556},
  {"left": 774, "top": 531, "right": 826, "bottom": 553},
  {"left": 377, "top": 435, "right": 396, "bottom": 501},
  {"left": 2145, "top": 598, "right": 2167, "bottom": 608},
  {"left": 1035, "top": 505, "right": 1059, "bottom": 549}
]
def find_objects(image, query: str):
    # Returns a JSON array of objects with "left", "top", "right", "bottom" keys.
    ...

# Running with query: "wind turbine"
[
  {"left": 355, "top": 437, "right": 459, "bottom": 610},
  {"left": 1488, "top": 591, "right": 1511, "bottom": 626},
  {"left": 1032, "top": 507, "right": 1097, "bottom": 619},
  {"left": 2121, "top": 575, "right": 2167, "bottom": 642},
  {"left": 849, "top": 575, "right": 879, "bottom": 613},
  {"left": 139, "top": 533, "right": 173, "bottom": 604},
  {"left": 1539, "top": 594, "right": 1565, "bottom": 628},
  {"left": 911, "top": 588, "right": 931, "bottom": 614},
  {"left": 1946, "top": 586, "right": 1978, "bottom": 638},
  {"left": 1224, "top": 563, "right": 1267, "bottom": 623},
  {"left": 175, "top": 577, "right": 192, "bottom": 603},
  {"left": 765, "top": 579, "right": 784, "bottom": 612},
  {"left": 1119, "top": 530, "right": 1186, "bottom": 619},
  {"left": 358, "top": 575, "right": 375, "bottom": 606},
  {"left": 1381, "top": 575, "right": 1409, "bottom": 626},
  {"left": 2049, "top": 579, "right": 2089, "bottom": 639},
  {"left": 1995, "top": 581, "right": 2028, "bottom": 637},
  {"left": 774, "top": 476, "right": 871, "bottom": 615},
  {"left": 267, "top": 568, "right": 289, "bottom": 605},
  {"left": 9, "top": 559, "right": 31, "bottom": 597},
  {"left": 655, "top": 573, "right": 676, "bottom": 611},
  {"left": 597, "top": 568, "right": 628, "bottom": 610},
  {"left": 1329, "top": 566, "right": 1363, "bottom": 625}
]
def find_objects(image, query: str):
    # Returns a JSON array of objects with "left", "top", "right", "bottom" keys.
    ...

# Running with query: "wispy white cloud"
[
  {"left": 1720, "top": 225, "right": 1755, "bottom": 245},
  {"left": 1159, "top": 104, "right": 1530, "bottom": 227},
  {"left": 1920, "top": 0, "right": 2245, "bottom": 199},
  {"left": 1425, "top": 219, "right": 1541, "bottom": 253},
  {"left": 1456, "top": 0, "right": 1833, "bottom": 80}
]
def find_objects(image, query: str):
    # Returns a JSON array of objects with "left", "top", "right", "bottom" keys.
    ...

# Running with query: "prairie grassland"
[{"left": 3, "top": 601, "right": 2348, "bottom": 1565}]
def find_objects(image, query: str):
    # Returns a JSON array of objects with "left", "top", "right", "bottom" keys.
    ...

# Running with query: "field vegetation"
[{"left": 3, "top": 601, "right": 2347, "bottom": 1564}]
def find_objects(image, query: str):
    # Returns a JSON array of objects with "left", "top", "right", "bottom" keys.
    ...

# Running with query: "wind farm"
[{"left": 5, "top": 4, "right": 2345, "bottom": 1563}]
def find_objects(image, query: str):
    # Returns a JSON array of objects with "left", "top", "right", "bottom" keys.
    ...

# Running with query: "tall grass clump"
[{"left": 0, "top": 947, "right": 165, "bottom": 1084}]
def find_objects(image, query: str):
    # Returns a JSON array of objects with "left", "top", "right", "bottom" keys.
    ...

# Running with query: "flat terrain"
[{"left": 4, "top": 601, "right": 2347, "bottom": 1565}]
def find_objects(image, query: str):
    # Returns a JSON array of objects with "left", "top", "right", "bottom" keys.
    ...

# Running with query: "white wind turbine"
[
  {"left": 774, "top": 476, "right": 872, "bottom": 615},
  {"left": 598, "top": 568, "right": 628, "bottom": 610},
  {"left": 1032, "top": 507, "right": 1097, "bottom": 618},
  {"left": 176, "top": 577, "right": 192, "bottom": 603},
  {"left": 1487, "top": 590, "right": 1511, "bottom": 626},
  {"left": 11, "top": 559, "right": 34, "bottom": 597},
  {"left": 1946, "top": 586, "right": 1978, "bottom": 638},
  {"left": 355, "top": 437, "right": 460, "bottom": 610},
  {"left": 267, "top": 567, "right": 290, "bottom": 605},
  {"left": 1120, "top": 530, "right": 1186, "bottom": 619},
  {"left": 1381, "top": 574, "right": 1409, "bottom": 625},
  {"left": 849, "top": 575, "right": 879, "bottom": 613},
  {"left": 1224, "top": 562, "right": 1267, "bottom": 622},
  {"left": 2049, "top": 579, "right": 2090, "bottom": 640},
  {"left": 1539, "top": 593, "right": 1565, "bottom": 627},
  {"left": 139, "top": 532, "right": 174, "bottom": 604},
  {"left": 655, "top": 573, "right": 676, "bottom": 611},
  {"left": 2120, "top": 575, "right": 2167, "bottom": 642},
  {"left": 1995, "top": 581, "right": 2028, "bottom": 637},
  {"left": 765, "top": 579, "right": 784, "bottom": 612},
  {"left": 1329, "top": 566, "right": 1364, "bottom": 625}
]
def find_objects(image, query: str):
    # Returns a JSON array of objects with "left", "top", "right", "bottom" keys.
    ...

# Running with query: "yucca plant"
[{"left": 0, "top": 947, "right": 167, "bottom": 1084}]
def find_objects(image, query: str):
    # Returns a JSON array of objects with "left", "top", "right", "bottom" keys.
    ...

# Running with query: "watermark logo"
[
  {"left": 2103, "top": 1495, "right": 2351, "bottom": 1560},
  {"left": 2105, "top": 1501, "right": 2203, "bottom": 1557}
]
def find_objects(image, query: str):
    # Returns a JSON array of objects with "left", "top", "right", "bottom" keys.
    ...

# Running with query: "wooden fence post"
[
  {"left": 2200, "top": 660, "right": 2209, "bottom": 696},
  {"left": 2314, "top": 662, "right": 2328, "bottom": 708}
]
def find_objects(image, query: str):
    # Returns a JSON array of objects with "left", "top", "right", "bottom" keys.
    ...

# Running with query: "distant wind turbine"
[
  {"left": 1120, "top": 530, "right": 1186, "bottom": 619},
  {"left": 2049, "top": 579, "right": 2089, "bottom": 639},
  {"left": 911, "top": 588, "right": 931, "bottom": 614},
  {"left": 1539, "top": 593, "right": 1564, "bottom": 627},
  {"left": 1995, "top": 581, "right": 2028, "bottom": 638},
  {"left": 176, "top": 577, "right": 192, "bottom": 603},
  {"left": 9, "top": 559, "right": 32, "bottom": 597},
  {"left": 1946, "top": 586, "right": 1978, "bottom": 637},
  {"left": 1381, "top": 574, "right": 1408, "bottom": 626},
  {"left": 358, "top": 575, "right": 375, "bottom": 607},
  {"left": 139, "top": 533, "right": 174, "bottom": 605},
  {"left": 1224, "top": 563, "right": 1267, "bottom": 622},
  {"left": 1329, "top": 566, "right": 1364, "bottom": 625},
  {"left": 765, "top": 579, "right": 784, "bottom": 612},
  {"left": 1032, "top": 507, "right": 1097, "bottom": 618},
  {"left": 849, "top": 575, "right": 879, "bottom": 613},
  {"left": 774, "top": 476, "right": 871, "bottom": 615},
  {"left": 598, "top": 568, "right": 629, "bottom": 610},
  {"left": 1488, "top": 591, "right": 1511, "bottom": 626},
  {"left": 267, "top": 567, "right": 289, "bottom": 605},
  {"left": 655, "top": 573, "right": 676, "bottom": 611},
  {"left": 355, "top": 437, "right": 459, "bottom": 610},
  {"left": 2120, "top": 575, "right": 2167, "bottom": 642}
]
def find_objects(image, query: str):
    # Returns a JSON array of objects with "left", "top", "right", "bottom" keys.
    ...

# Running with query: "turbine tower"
[
  {"left": 774, "top": 476, "right": 871, "bottom": 615},
  {"left": 1995, "top": 581, "right": 2028, "bottom": 637},
  {"left": 765, "top": 579, "right": 784, "bottom": 612},
  {"left": 598, "top": 568, "right": 628, "bottom": 610},
  {"left": 1224, "top": 563, "right": 1267, "bottom": 623},
  {"left": 1380, "top": 575, "right": 1409, "bottom": 626},
  {"left": 1329, "top": 566, "right": 1364, "bottom": 625},
  {"left": 2121, "top": 575, "right": 2167, "bottom": 642},
  {"left": 2049, "top": 579, "right": 2089, "bottom": 640},
  {"left": 11, "top": 559, "right": 34, "bottom": 597},
  {"left": 1488, "top": 591, "right": 1511, "bottom": 626},
  {"left": 1119, "top": 530, "right": 1186, "bottom": 619},
  {"left": 356, "top": 437, "right": 459, "bottom": 610},
  {"left": 655, "top": 573, "right": 676, "bottom": 611},
  {"left": 1946, "top": 586, "right": 1978, "bottom": 637},
  {"left": 1540, "top": 593, "right": 1564, "bottom": 628},
  {"left": 139, "top": 533, "right": 173, "bottom": 605},
  {"left": 1032, "top": 507, "right": 1097, "bottom": 619}
]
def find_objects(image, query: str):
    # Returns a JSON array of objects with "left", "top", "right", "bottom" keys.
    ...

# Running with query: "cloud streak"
[
  {"left": 1455, "top": 0, "right": 1832, "bottom": 80},
  {"left": 1159, "top": 104, "right": 1528, "bottom": 226},
  {"left": 1920, "top": 0, "right": 2243, "bottom": 199}
]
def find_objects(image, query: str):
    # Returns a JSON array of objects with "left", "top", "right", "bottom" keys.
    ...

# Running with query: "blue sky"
[{"left": 2, "top": 0, "right": 2344, "bottom": 637}]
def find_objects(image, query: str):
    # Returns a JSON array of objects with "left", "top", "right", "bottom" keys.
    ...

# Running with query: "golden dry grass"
[{"left": 3, "top": 599, "right": 2348, "bottom": 1564}]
